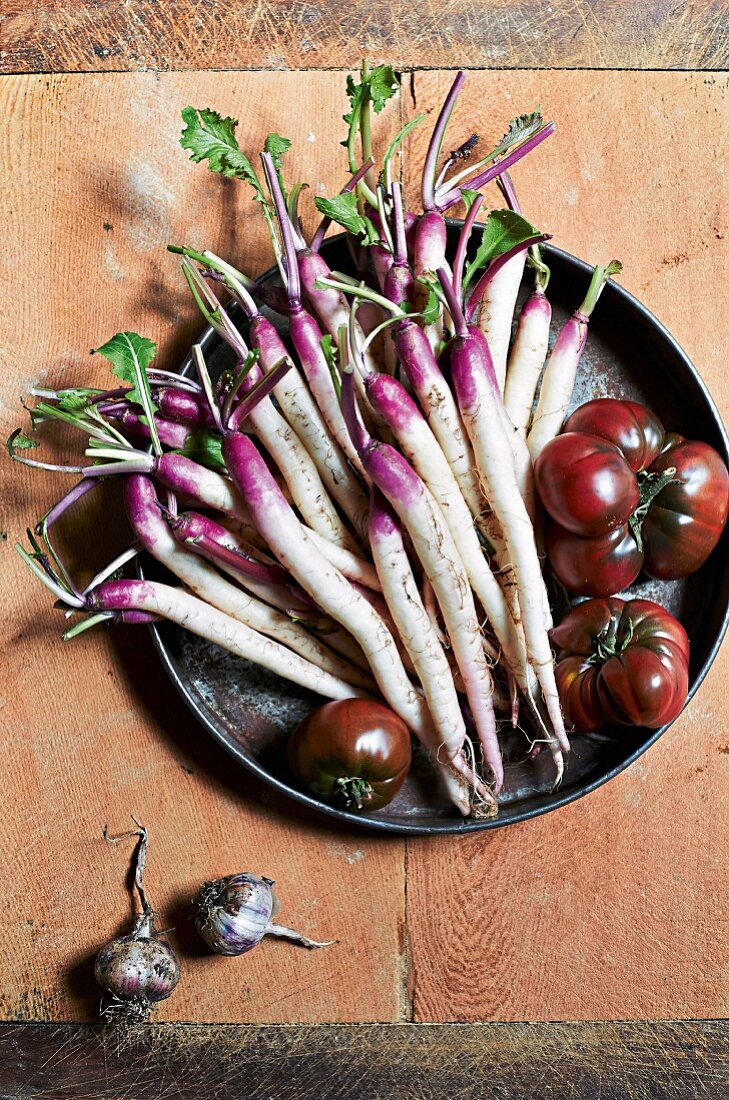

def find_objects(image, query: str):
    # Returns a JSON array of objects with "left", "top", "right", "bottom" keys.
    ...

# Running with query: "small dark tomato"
[
  {"left": 563, "top": 398, "right": 665, "bottom": 472},
  {"left": 288, "top": 699, "right": 412, "bottom": 812},
  {"left": 534, "top": 432, "right": 640, "bottom": 536},
  {"left": 551, "top": 597, "right": 690, "bottom": 733}
]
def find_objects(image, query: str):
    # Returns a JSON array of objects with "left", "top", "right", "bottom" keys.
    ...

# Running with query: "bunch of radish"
[{"left": 10, "top": 67, "right": 623, "bottom": 817}]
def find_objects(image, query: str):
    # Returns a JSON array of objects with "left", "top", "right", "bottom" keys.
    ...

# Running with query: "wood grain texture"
[
  {"left": 0, "top": 71, "right": 403, "bottom": 1025},
  {"left": 404, "top": 70, "right": 729, "bottom": 1023},
  {"left": 1, "top": 1021, "right": 728, "bottom": 1099},
  {"left": 1, "top": 68, "right": 728, "bottom": 1030},
  {"left": 1, "top": 0, "right": 728, "bottom": 75}
]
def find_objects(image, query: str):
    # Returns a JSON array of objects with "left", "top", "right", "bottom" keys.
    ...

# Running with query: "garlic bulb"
[
  {"left": 193, "top": 872, "right": 336, "bottom": 956},
  {"left": 94, "top": 819, "right": 180, "bottom": 1022},
  {"left": 94, "top": 912, "right": 180, "bottom": 1022}
]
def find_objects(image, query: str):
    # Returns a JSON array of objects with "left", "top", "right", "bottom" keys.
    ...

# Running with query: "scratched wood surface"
[
  {"left": 0, "top": 68, "right": 728, "bottom": 1031},
  {"left": 2, "top": 0, "right": 728, "bottom": 74},
  {"left": 2, "top": 1021, "right": 728, "bottom": 1099},
  {"left": 403, "top": 70, "right": 729, "bottom": 1023}
]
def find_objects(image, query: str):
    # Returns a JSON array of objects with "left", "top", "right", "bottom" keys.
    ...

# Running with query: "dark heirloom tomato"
[
  {"left": 541, "top": 399, "right": 729, "bottom": 593},
  {"left": 551, "top": 598, "right": 690, "bottom": 733},
  {"left": 642, "top": 437, "right": 729, "bottom": 579},
  {"left": 288, "top": 700, "right": 412, "bottom": 811},
  {"left": 534, "top": 432, "right": 639, "bottom": 536},
  {"left": 563, "top": 398, "right": 665, "bottom": 472}
]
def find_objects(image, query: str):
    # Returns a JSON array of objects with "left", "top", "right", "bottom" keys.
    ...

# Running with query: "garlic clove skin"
[{"left": 193, "top": 873, "right": 275, "bottom": 956}]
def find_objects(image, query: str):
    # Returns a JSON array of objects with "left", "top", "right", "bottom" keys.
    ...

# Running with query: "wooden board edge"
[{"left": 1, "top": 1020, "right": 727, "bottom": 1098}]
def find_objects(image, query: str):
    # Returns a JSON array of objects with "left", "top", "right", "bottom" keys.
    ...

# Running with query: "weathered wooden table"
[{"left": 1, "top": 5, "right": 727, "bottom": 1096}]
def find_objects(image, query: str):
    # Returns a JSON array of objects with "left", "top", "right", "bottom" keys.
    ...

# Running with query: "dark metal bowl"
[{"left": 144, "top": 231, "right": 729, "bottom": 834}]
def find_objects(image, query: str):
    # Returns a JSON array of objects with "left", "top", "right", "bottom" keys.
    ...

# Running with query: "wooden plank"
[
  {"left": 1, "top": 0, "right": 728, "bottom": 75},
  {"left": 403, "top": 70, "right": 729, "bottom": 1023},
  {"left": 0, "top": 71, "right": 404, "bottom": 1024},
  {"left": 1, "top": 1020, "right": 727, "bottom": 1098}
]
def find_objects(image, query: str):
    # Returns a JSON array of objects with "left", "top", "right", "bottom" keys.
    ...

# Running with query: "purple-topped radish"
[
  {"left": 339, "top": 364, "right": 504, "bottom": 788},
  {"left": 438, "top": 268, "right": 568, "bottom": 761},
  {"left": 503, "top": 249, "right": 552, "bottom": 435},
  {"left": 528, "top": 259, "right": 622, "bottom": 460},
  {"left": 368, "top": 491, "right": 495, "bottom": 815}
]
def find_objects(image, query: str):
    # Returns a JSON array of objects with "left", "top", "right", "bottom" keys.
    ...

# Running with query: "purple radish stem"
[
  {"left": 452, "top": 192, "right": 484, "bottom": 303},
  {"left": 422, "top": 71, "right": 467, "bottom": 211},
  {"left": 437, "top": 122, "right": 556, "bottom": 212}
]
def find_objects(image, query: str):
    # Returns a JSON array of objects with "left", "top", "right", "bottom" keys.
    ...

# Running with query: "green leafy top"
[
  {"left": 264, "top": 132, "right": 292, "bottom": 165},
  {"left": 495, "top": 109, "right": 543, "bottom": 157},
  {"left": 55, "top": 389, "right": 93, "bottom": 414},
  {"left": 314, "top": 193, "right": 380, "bottom": 246},
  {"left": 464, "top": 210, "right": 541, "bottom": 290},
  {"left": 180, "top": 108, "right": 262, "bottom": 187},
  {"left": 460, "top": 188, "right": 480, "bottom": 214},
  {"left": 180, "top": 108, "right": 288, "bottom": 265},
  {"left": 344, "top": 64, "right": 399, "bottom": 125},
  {"left": 264, "top": 132, "right": 292, "bottom": 201},
  {"left": 319, "top": 334, "right": 342, "bottom": 401},
  {"left": 342, "top": 63, "right": 400, "bottom": 207},
  {"left": 7, "top": 430, "right": 37, "bottom": 455},
  {"left": 93, "top": 333, "right": 161, "bottom": 453},
  {"left": 416, "top": 275, "right": 445, "bottom": 327}
]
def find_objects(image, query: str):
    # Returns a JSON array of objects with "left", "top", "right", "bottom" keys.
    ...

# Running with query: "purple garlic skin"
[
  {"left": 193, "top": 873, "right": 277, "bottom": 956},
  {"left": 94, "top": 916, "right": 180, "bottom": 1017}
]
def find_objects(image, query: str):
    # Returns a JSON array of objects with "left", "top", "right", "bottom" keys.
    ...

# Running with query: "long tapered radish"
[
  {"left": 244, "top": 161, "right": 371, "bottom": 535},
  {"left": 168, "top": 509, "right": 313, "bottom": 605},
  {"left": 167, "top": 505, "right": 373, "bottom": 674},
  {"left": 340, "top": 371, "right": 504, "bottom": 788},
  {"left": 317, "top": 276, "right": 489, "bottom": 534},
  {"left": 84, "top": 448, "right": 383, "bottom": 591},
  {"left": 287, "top": 303, "right": 368, "bottom": 479},
  {"left": 360, "top": 368, "right": 532, "bottom": 693},
  {"left": 220, "top": 429, "right": 433, "bottom": 741},
  {"left": 124, "top": 476, "right": 376, "bottom": 693},
  {"left": 369, "top": 492, "right": 496, "bottom": 813},
  {"left": 232, "top": 358, "right": 354, "bottom": 548},
  {"left": 464, "top": 325, "right": 538, "bottom": 524},
  {"left": 438, "top": 269, "right": 568, "bottom": 756},
  {"left": 85, "top": 577, "right": 371, "bottom": 701},
  {"left": 250, "top": 313, "right": 368, "bottom": 535},
  {"left": 161, "top": 452, "right": 381, "bottom": 590},
  {"left": 474, "top": 173, "right": 530, "bottom": 392},
  {"left": 528, "top": 260, "right": 622, "bottom": 460},
  {"left": 503, "top": 267, "right": 552, "bottom": 435}
]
